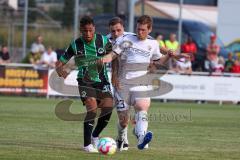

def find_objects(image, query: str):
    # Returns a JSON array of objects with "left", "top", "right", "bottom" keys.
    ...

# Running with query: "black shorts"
[{"left": 77, "top": 78, "right": 112, "bottom": 105}]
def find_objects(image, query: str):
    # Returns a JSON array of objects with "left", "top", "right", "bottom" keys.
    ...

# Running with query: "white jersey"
[
  {"left": 113, "top": 34, "right": 162, "bottom": 80},
  {"left": 106, "top": 32, "right": 134, "bottom": 45},
  {"left": 106, "top": 32, "right": 134, "bottom": 73}
]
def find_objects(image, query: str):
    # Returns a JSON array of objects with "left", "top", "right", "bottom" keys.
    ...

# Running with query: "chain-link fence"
[{"left": 0, "top": 0, "right": 115, "bottom": 63}]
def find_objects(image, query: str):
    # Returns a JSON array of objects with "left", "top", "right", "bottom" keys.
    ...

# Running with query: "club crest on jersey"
[
  {"left": 98, "top": 48, "right": 105, "bottom": 54},
  {"left": 120, "top": 41, "right": 133, "bottom": 49}
]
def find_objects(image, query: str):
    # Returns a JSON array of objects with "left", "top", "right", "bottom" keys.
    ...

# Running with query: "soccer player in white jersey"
[
  {"left": 107, "top": 18, "right": 133, "bottom": 44},
  {"left": 101, "top": 15, "right": 188, "bottom": 150},
  {"left": 107, "top": 17, "right": 132, "bottom": 151}
]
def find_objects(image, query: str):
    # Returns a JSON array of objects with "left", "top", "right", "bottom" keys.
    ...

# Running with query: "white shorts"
[{"left": 114, "top": 85, "right": 152, "bottom": 111}]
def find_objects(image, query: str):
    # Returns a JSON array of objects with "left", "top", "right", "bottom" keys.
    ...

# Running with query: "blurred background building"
[{"left": 0, "top": 0, "right": 240, "bottom": 65}]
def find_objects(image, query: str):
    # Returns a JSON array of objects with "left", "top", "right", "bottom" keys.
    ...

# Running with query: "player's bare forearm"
[
  {"left": 56, "top": 61, "right": 64, "bottom": 68},
  {"left": 56, "top": 61, "right": 68, "bottom": 78},
  {"left": 160, "top": 47, "right": 170, "bottom": 56},
  {"left": 158, "top": 55, "right": 171, "bottom": 65},
  {"left": 156, "top": 47, "right": 172, "bottom": 65},
  {"left": 156, "top": 47, "right": 190, "bottom": 66},
  {"left": 112, "top": 75, "right": 120, "bottom": 89},
  {"left": 111, "top": 58, "right": 120, "bottom": 89},
  {"left": 97, "top": 51, "right": 117, "bottom": 65},
  {"left": 103, "top": 51, "right": 117, "bottom": 63}
]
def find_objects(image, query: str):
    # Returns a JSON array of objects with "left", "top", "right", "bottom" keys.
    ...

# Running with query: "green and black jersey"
[{"left": 60, "top": 34, "right": 112, "bottom": 83}]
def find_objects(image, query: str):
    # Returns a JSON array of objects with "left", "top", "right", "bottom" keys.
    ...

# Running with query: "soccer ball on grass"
[{"left": 97, "top": 137, "right": 117, "bottom": 155}]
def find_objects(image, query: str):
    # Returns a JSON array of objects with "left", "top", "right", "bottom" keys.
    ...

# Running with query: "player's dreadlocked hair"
[
  {"left": 137, "top": 15, "right": 153, "bottom": 29},
  {"left": 80, "top": 16, "right": 95, "bottom": 27}
]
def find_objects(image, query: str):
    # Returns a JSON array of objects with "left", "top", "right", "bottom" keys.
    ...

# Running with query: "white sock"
[
  {"left": 135, "top": 111, "right": 148, "bottom": 138},
  {"left": 117, "top": 123, "right": 128, "bottom": 143}
]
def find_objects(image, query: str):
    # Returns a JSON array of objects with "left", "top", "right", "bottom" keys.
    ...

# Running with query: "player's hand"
[
  {"left": 55, "top": 61, "right": 69, "bottom": 78},
  {"left": 166, "top": 49, "right": 175, "bottom": 57},
  {"left": 167, "top": 50, "right": 190, "bottom": 62},
  {"left": 148, "top": 63, "right": 157, "bottom": 73},
  {"left": 56, "top": 66, "right": 68, "bottom": 79}
]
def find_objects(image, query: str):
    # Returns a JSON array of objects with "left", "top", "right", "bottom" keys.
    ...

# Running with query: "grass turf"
[{"left": 0, "top": 96, "right": 240, "bottom": 160}]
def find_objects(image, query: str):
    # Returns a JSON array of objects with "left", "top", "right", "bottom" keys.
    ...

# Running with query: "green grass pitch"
[{"left": 0, "top": 96, "right": 240, "bottom": 160}]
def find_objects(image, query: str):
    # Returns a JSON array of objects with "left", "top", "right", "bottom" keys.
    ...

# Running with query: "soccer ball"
[{"left": 97, "top": 137, "right": 117, "bottom": 155}]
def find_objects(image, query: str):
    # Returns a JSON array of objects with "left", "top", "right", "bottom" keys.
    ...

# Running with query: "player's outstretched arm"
[
  {"left": 157, "top": 47, "right": 173, "bottom": 65},
  {"left": 111, "top": 58, "right": 121, "bottom": 89},
  {"left": 105, "top": 51, "right": 118, "bottom": 63},
  {"left": 98, "top": 51, "right": 118, "bottom": 64},
  {"left": 99, "top": 42, "right": 123, "bottom": 64},
  {"left": 158, "top": 47, "right": 190, "bottom": 65}
]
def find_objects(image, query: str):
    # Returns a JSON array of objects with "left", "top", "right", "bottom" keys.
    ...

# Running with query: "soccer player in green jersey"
[{"left": 56, "top": 16, "right": 113, "bottom": 153}]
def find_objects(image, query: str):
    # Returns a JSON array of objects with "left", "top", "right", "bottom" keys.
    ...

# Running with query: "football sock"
[
  {"left": 84, "top": 111, "right": 97, "bottom": 147},
  {"left": 117, "top": 123, "right": 128, "bottom": 143},
  {"left": 92, "top": 108, "right": 113, "bottom": 138},
  {"left": 135, "top": 111, "right": 148, "bottom": 138}
]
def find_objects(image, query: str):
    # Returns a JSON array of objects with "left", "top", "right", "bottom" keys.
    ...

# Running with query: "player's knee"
[
  {"left": 100, "top": 98, "right": 113, "bottom": 108},
  {"left": 119, "top": 120, "right": 128, "bottom": 128},
  {"left": 119, "top": 115, "right": 129, "bottom": 128},
  {"left": 134, "top": 99, "right": 150, "bottom": 111},
  {"left": 117, "top": 110, "right": 129, "bottom": 127},
  {"left": 85, "top": 97, "right": 96, "bottom": 104},
  {"left": 85, "top": 98, "right": 97, "bottom": 109}
]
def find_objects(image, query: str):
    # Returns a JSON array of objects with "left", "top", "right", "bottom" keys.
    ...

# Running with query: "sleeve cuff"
[
  {"left": 59, "top": 56, "right": 68, "bottom": 64},
  {"left": 112, "top": 44, "right": 123, "bottom": 55}
]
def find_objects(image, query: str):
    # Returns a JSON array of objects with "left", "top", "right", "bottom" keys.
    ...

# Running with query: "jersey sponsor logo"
[
  {"left": 118, "top": 40, "right": 150, "bottom": 57},
  {"left": 119, "top": 41, "right": 133, "bottom": 49},
  {"left": 125, "top": 47, "right": 150, "bottom": 57},
  {"left": 98, "top": 48, "right": 105, "bottom": 54}
]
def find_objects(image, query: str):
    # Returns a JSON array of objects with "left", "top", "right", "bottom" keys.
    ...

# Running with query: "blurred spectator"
[
  {"left": 39, "top": 46, "right": 57, "bottom": 68},
  {"left": 181, "top": 36, "right": 197, "bottom": 62},
  {"left": 165, "top": 33, "right": 179, "bottom": 51},
  {"left": 230, "top": 59, "right": 240, "bottom": 73},
  {"left": 22, "top": 35, "right": 45, "bottom": 64},
  {"left": 0, "top": 45, "right": 10, "bottom": 64},
  {"left": 204, "top": 34, "right": 220, "bottom": 72},
  {"left": 175, "top": 57, "right": 192, "bottom": 75},
  {"left": 165, "top": 33, "right": 179, "bottom": 69},
  {"left": 31, "top": 35, "right": 45, "bottom": 54},
  {"left": 22, "top": 47, "right": 41, "bottom": 64},
  {"left": 156, "top": 34, "right": 165, "bottom": 48},
  {"left": 213, "top": 56, "right": 225, "bottom": 74},
  {"left": 224, "top": 52, "right": 235, "bottom": 72}
]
